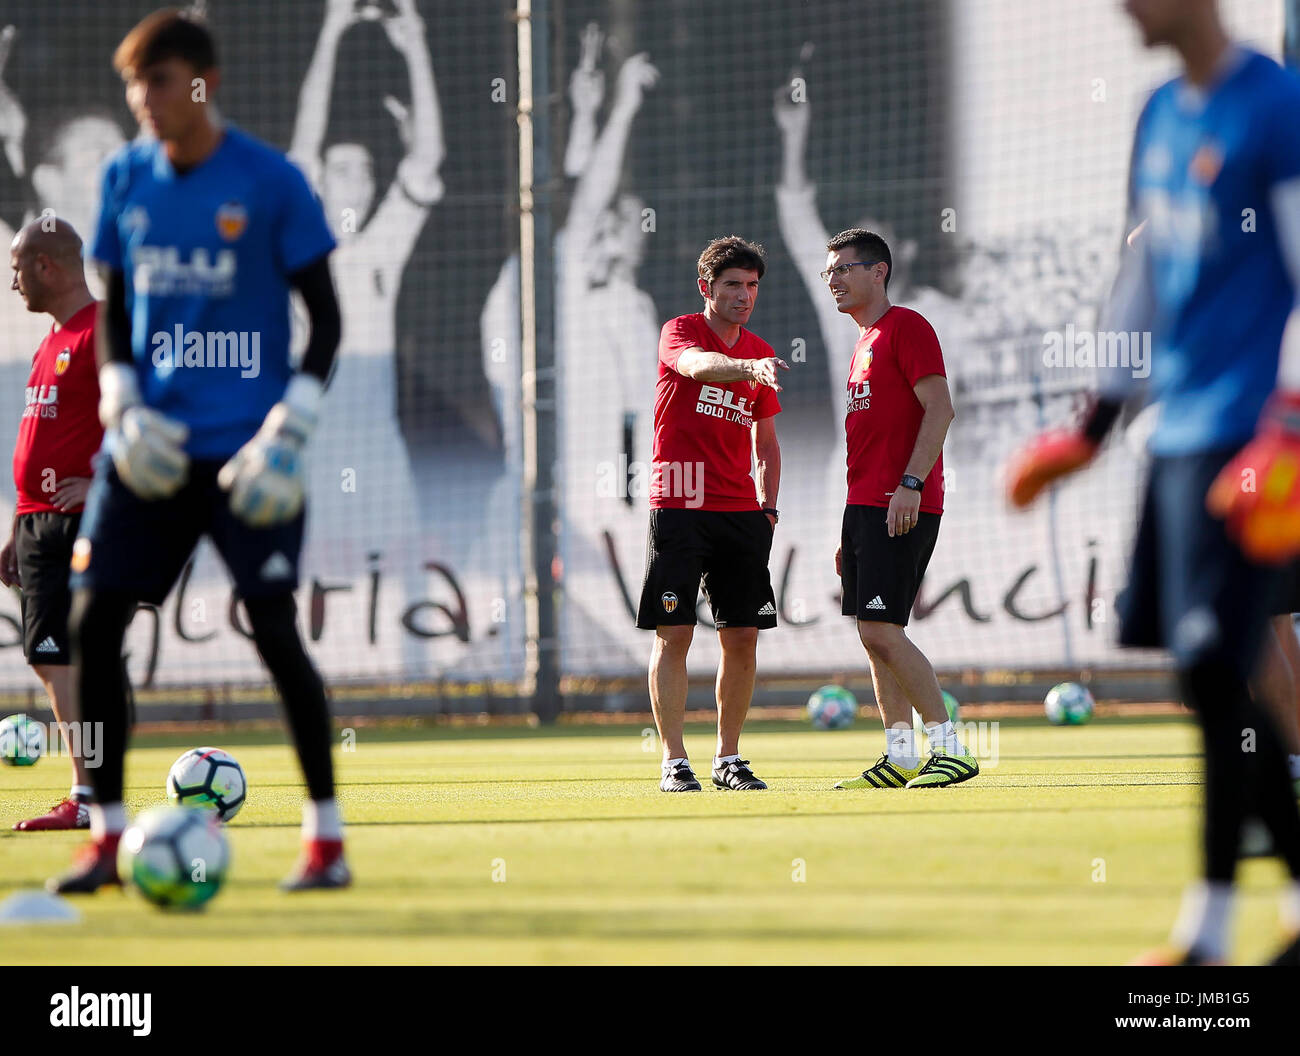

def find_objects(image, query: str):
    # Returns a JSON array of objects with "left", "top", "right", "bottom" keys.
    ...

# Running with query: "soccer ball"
[
  {"left": 120, "top": 805, "right": 229, "bottom": 909},
  {"left": 166, "top": 747, "right": 247, "bottom": 821},
  {"left": 0, "top": 713, "right": 44, "bottom": 766},
  {"left": 807, "top": 685, "right": 858, "bottom": 730},
  {"left": 1044, "top": 682, "right": 1095, "bottom": 725},
  {"left": 913, "top": 690, "right": 960, "bottom": 734}
]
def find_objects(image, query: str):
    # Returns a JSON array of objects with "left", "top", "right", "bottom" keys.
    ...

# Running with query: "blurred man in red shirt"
[
  {"left": 638, "top": 236, "right": 787, "bottom": 792},
  {"left": 1, "top": 218, "right": 102, "bottom": 829}
]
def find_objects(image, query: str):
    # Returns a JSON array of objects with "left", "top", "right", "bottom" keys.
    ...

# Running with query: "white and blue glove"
[
  {"left": 99, "top": 363, "right": 190, "bottom": 500},
  {"left": 217, "top": 374, "right": 323, "bottom": 527}
]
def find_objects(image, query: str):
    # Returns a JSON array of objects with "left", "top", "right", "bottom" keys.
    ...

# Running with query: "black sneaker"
[
  {"left": 712, "top": 758, "right": 767, "bottom": 790},
  {"left": 660, "top": 761, "right": 702, "bottom": 792}
]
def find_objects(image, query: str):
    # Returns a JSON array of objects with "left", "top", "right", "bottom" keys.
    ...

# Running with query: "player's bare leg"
[
  {"left": 711, "top": 626, "right": 766, "bottom": 789},
  {"left": 860, "top": 646, "right": 917, "bottom": 758},
  {"left": 650, "top": 624, "right": 693, "bottom": 762},
  {"left": 15, "top": 664, "right": 91, "bottom": 831},
  {"left": 715, "top": 626, "right": 757, "bottom": 757},
  {"left": 841, "top": 620, "right": 976, "bottom": 789},
  {"left": 33, "top": 666, "right": 88, "bottom": 786},
  {"left": 856, "top": 621, "right": 946, "bottom": 724}
]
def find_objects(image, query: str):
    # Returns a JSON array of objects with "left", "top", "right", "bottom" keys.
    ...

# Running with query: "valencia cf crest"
[
  {"left": 853, "top": 343, "right": 873, "bottom": 377},
  {"left": 661, "top": 591, "right": 678, "bottom": 614},
  {"left": 1190, "top": 142, "right": 1222, "bottom": 186},
  {"left": 216, "top": 201, "right": 248, "bottom": 241},
  {"left": 54, "top": 349, "right": 71, "bottom": 376}
]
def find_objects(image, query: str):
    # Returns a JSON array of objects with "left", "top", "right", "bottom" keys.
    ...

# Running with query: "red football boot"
[
  {"left": 47, "top": 833, "right": 123, "bottom": 895},
  {"left": 280, "top": 838, "right": 352, "bottom": 892},
  {"left": 14, "top": 797, "right": 90, "bottom": 831}
]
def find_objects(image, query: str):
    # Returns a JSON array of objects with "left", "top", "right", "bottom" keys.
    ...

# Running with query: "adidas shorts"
[
  {"left": 14, "top": 511, "right": 82, "bottom": 665},
  {"left": 636, "top": 508, "right": 777, "bottom": 630},
  {"left": 70, "top": 452, "right": 304, "bottom": 607},
  {"left": 840, "top": 503, "right": 940, "bottom": 626}
]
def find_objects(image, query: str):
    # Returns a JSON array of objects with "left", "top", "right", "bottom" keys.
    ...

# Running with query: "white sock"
[
  {"left": 714, "top": 753, "right": 740, "bottom": 769},
  {"left": 1282, "top": 881, "right": 1300, "bottom": 935},
  {"left": 1289, "top": 754, "right": 1300, "bottom": 781},
  {"left": 71, "top": 784, "right": 93, "bottom": 801},
  {"left": 90, "top": 802, "right": 125, "bottom": 840},
  {"left": 1170, "top": 880, "right": 1234, "bottom": 959},
  {"left": 886, "top": 726, "right": 919, "bottom": 770},
  {"left": 924, "top": 720, "right": 960, "bottom": 753},
  {"left": 303, "top": 798, "right": 342, "bottom": 841},
  {"left": 662, "top": 757, "right": 689, "bottom": 771}
]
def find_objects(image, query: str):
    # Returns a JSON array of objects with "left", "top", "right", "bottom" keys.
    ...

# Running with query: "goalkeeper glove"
[
  {"left": 1005, "top": 396, "right": 1122, "bottom": 508},
  {"left": 1206, "top": 392, "right": 1300, "bottom": 564},
  {"left": 218, "top": 374, "right": 323, "bottom": 527},
  {"left": 99, "top": 362, "right": 190, "bottom": 500}
]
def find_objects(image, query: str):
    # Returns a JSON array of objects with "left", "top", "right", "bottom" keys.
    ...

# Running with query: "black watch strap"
[
  {"left": 762, "top": 507, "right": 779, "bottom": 522},
  {"left": 899, "top": 474, "right": 924, "bottom": 493}
]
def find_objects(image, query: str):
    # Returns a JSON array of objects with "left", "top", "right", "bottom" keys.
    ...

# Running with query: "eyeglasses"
[{"left": 819, "top": 261, "right": 879, "bottom": 283}]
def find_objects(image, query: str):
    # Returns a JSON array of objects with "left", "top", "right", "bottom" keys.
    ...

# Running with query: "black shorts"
[
  {"left": 70, "top": 452, "right": 304, "bottom": 607},
  {"left": 15, "top": 511, "right": 82, "bottom": 665},
  {"left": 840, "top": 504, "right": 940, "bottom": 626},
  {"left": 636, "top": 508, "right": 777, "bottom": 630},
  {"left": 1118, "top": 448, "right": 1278, "bottom": 676}
]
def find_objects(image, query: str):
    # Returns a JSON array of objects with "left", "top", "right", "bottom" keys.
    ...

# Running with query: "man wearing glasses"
[{"left": 822, "top": 229, "right": 977, "bottom": 790}]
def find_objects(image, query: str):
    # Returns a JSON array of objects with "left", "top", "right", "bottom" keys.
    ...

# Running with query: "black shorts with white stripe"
[
  {"left": 840, "top": 503, "right": 940, "bottom": 626},
  {"left": 15, "top": 511, "right": 81, "bottom": 665}
]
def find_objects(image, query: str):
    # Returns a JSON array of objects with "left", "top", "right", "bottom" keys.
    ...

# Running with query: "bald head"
[
  {"left": 10, "top": 215, "right": 92, "bottom": 319},
  {"left": 13, "top": 216, "right": 85, "bottom": 266}
]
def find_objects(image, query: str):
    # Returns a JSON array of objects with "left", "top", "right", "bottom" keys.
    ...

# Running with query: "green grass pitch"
[{"left": 0, "top": 715, "right": 1291, "bottom": 965}]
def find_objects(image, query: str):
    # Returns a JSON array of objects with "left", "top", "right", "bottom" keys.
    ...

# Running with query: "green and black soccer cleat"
[
  {"left": 834, "top": 753, "right": 924, "bottom": 789},
  {"left": 905, "top": 747, "right": 980, "bottom": 789}
]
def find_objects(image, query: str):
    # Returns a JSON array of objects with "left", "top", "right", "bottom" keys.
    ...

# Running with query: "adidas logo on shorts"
[
  {"left": 865, "top": 596, "right": 887, "bottom": 610},
  {"left": 757, "top": 602, "right": 776, "bottom": 616},
  {"left": 34, "top": 636, "right": 60, "bottom": 654}
]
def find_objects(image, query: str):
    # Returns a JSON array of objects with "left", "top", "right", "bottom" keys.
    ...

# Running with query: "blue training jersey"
[
  {"left": 91, "top": 126, "right": 336, "bottom": 458},
  {"left": 1130, "top": 49, "right": 1300, "bottom": 455}
]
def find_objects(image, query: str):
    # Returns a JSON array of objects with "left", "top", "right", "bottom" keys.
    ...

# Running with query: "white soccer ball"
[
  {"left": 806, "top": 685, "right": 858, "bottom": 730},
  {"left": 166, "top": 747, "right": 247, "bottom": 821},
  {"left": 1044, "top": 682, "right": 1095, "bottom": 726},
  {"left": 0, "top": 713, "right": 44, "bottom": 766},
  {"left": 120, "top": 805, "right": 229, "bottom": 910}
]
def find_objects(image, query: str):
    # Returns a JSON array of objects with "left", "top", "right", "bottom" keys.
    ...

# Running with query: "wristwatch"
[
  {"left": 762, "top": 507, "right": 779, "bottom": 523},
  {"left": 899, "top": 474, "right": 924, "bottom": 493}
]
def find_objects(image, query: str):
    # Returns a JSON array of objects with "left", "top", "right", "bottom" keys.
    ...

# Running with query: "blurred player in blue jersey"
[
  {"left": 1008, "top": 0, "right": 1300, "bottom": 964},
  {"left": 49, "top": 9, "right": 348, "bottom": 893}
]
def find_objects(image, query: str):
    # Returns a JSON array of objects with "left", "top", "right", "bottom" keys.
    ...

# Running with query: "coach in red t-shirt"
[
  {"left": 0, "top": 218, "right": 103, "bottom": 830},
  {"left": 637, "top": 236, "right": 787, "bottom": 792},
  {"left": 820, "top": 228, "right": 979, "bottom": 791}
]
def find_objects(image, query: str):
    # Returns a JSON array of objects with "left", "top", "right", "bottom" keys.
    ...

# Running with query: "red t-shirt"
[
  {"left": 12, "top": 302, "right": 104, "bottom": 515},
  {"left": 652, "top": 313, "right": 781, "bottom": 511},
  {"left": 845, "top": 305, "right": 946, "bottom": 513}
]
